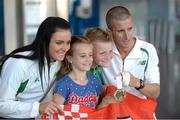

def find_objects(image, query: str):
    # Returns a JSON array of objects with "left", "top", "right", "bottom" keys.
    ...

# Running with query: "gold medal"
[
  {"left": 114, "top": 74, "right": 126, "bottom": 102},
  {"left": 114, "top": 89, "right": 126, "bottom": 102}
]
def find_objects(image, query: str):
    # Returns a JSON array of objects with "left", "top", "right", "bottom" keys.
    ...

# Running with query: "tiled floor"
[{"left": 156, "top": 40, "right": 180, "bottom": 118}]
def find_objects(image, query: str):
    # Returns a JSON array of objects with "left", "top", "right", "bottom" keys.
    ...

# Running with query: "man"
[{"left": 101, "top": 6, "right": 160, "bottom": 118}]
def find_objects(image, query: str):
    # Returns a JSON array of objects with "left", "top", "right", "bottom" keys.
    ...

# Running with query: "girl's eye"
[
  {"left": 80, "top": 55, "right": 86, "bottom": 58},
  {"left": 56, "top": 41, "right": 63, "bottom": 45}
]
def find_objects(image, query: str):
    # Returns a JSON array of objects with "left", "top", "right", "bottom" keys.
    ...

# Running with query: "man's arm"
[
  {"left": 128, "top": 44, "right": 160, "bottom": 99},
  {"left": 129, "top": 76, "right": 160, "bottom": 99}
]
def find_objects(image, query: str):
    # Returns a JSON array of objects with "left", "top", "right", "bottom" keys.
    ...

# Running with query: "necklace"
[{"left": 69, "top": 72, "right": 88, "bottom": 85}]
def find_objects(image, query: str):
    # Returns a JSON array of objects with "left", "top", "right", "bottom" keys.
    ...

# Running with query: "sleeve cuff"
[{"left": 30, "top": 102, "right": 40, "bottom": 118}]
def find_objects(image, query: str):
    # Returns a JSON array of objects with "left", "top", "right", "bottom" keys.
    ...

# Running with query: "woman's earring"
[{"left": 67, "top": 61, "right": 71, "bottom": 70}]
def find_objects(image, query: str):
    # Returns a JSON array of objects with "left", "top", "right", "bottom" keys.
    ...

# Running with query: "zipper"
[{"left": 122, "top": 60, "right": 125, "bottom": 72}]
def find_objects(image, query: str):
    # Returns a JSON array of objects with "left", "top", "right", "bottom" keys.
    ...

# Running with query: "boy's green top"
[{"left": 88, "top": 66, "right": 105, "bottom": 85}]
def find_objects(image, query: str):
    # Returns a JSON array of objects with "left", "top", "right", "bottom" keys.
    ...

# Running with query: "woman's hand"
[{"left": 39, "top": 101, "right": 59, "bottom": 116}]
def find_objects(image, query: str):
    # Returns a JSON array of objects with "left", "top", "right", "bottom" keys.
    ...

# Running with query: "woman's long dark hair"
[{"left": 0, "top": 17, "right": 71, "bottom": 87}]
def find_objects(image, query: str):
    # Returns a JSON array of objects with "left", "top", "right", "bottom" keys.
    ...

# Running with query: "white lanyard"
[{"left": 115, "top": 75, "right": 122, "bottom": 89}]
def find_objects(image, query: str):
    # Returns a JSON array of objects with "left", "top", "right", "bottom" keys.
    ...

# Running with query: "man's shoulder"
[
  {"left": 135, "top": 38, "right": 158, "bottom": 58},
  {"left": 136, "top": 37, "right": 155, "bottom": 50}
]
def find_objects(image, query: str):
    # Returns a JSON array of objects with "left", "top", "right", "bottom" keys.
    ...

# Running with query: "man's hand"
[
  {"left": 122, "top": 72, "right": 160, "bottom": 99},
  {"left": 128, "top": 72, "right": 141, "bottom": 88}
]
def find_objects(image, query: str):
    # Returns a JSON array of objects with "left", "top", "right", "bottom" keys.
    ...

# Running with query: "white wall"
[
  {"left": 3, "top": 0, "right": 69, "bottom": 54},
  {"left": 4, "top": 0, "right": 20, "bottom": 54}
]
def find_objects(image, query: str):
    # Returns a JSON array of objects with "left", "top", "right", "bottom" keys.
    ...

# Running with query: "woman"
[{"left": 0, "top": 17, "right": 71, "bottom": 118}]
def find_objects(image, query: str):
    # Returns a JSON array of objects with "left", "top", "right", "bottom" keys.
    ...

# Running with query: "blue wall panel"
[
  {"left": 0, "top": 0, "right": 4, "bottom": 55},
  {"left": 69, "top": 0, "right": 99, "bottom": 35}
]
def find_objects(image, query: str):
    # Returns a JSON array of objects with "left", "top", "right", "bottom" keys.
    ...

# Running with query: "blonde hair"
[{"left": 85, "top": 27, "right": 111, "bottom": 43}]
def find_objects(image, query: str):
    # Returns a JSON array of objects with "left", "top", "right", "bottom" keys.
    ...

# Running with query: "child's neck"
[
  {"left": 69, "top": 70, "right": 88, "bottom": 85},
  {"left": 91, "top": 63, "right": 98, "bottom": 68}
]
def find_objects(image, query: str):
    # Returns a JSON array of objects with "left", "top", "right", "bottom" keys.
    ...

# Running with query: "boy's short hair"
[
  {"left": 106, "top": 6, "right": 131, "bottom": 29},
  {"left": 85, "top": 27, "right": 111, "bottom": 42}
]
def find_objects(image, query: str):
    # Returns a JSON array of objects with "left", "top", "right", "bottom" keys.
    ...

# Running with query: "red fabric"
[
  {"left": 104, "top": 85, "right": 157, "bottom": 119},
  {"left": 42, "top": 85, "right": 157, "bottom": 120},
  {"left": 42, "top": 103, "right": 130, "bottom": 120}
]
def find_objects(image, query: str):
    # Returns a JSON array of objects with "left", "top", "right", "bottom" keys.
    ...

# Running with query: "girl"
[{"left": 53, "top": 36, "right": 103, "bottom": 108}]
